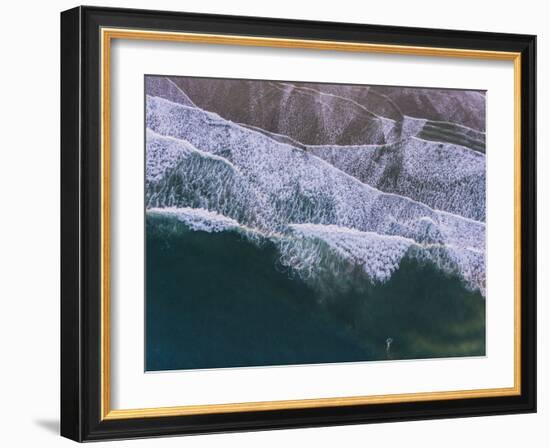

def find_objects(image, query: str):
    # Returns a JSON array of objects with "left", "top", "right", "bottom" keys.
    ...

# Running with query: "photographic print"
[
  {"left": 61, "top": 9, "right": 536, "bottom": 440},
  {"left": 144, "top": 75, "right": 486, "bottom": 371}
]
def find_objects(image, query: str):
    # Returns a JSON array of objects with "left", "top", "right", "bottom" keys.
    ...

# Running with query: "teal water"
[{"left": 145, "top": 214, "right": 485, "bottom": 371}]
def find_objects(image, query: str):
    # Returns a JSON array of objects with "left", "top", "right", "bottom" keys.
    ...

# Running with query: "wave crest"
[{"left": 145, "top": 94, "right": 486, "bottom": 296}]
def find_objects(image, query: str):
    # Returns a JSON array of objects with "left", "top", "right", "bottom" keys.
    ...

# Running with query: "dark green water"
[{"left": 146, "top": 214, "right": 485, "bottom": 371}]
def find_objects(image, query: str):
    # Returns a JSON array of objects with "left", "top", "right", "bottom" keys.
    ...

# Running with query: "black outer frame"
[{"left": 60, "top": 5, "right": 536, "bottom": 442}]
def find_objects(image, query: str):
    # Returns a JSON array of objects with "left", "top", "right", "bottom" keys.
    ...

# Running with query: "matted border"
[{"left": 99, "top": 27, "right": 522, "bottom": 421}]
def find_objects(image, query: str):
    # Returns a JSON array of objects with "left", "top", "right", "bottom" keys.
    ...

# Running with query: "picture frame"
[{"left": 60, "top": 5, "right": 536, "bottom": 442}]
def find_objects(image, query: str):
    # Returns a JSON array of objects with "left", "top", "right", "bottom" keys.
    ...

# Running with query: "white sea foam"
[
  {"left": 146, "top": 129, "right": 271, "bottom": 230},
  {"left": 148, "top": 207, "right": 241, "bottom": 233},
  {"left": 309, "top": 136, "right": 486, "bottom": 221},
  {"left": 281, "top": 223, "right": 485, "bottom": 293},
  {"left": 145, "top": 95, "right": 486, "bottom": 295},
  {"left": 287, "top": 223, "right": 414, "bottom": 283},
  {"left": 146, "top": 129, "right": 237, "bottom": 184}
]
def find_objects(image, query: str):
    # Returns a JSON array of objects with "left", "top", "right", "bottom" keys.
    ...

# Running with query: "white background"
[
  {"left": 0, "top": 0, "right": 546, "bottom": 446},
  {"left": 112, "top": 39, "right": 514, "bottom": 409}
]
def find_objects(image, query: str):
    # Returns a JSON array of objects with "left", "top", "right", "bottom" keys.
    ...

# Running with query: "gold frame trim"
[{"left": 100, "top": 27, "right": 522, "bottom": 421}]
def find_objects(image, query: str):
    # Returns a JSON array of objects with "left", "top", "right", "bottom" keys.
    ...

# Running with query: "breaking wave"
[{"left": 145, "top": 94, "right": 486, "bottom": 296}]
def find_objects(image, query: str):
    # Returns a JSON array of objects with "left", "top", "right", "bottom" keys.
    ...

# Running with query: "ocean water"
[
  {"left": 144, "top": 76, "right": 486, "bottom": 372},
  {"left": 145, "top": 213, "right": 485, "bottom": 371}
]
